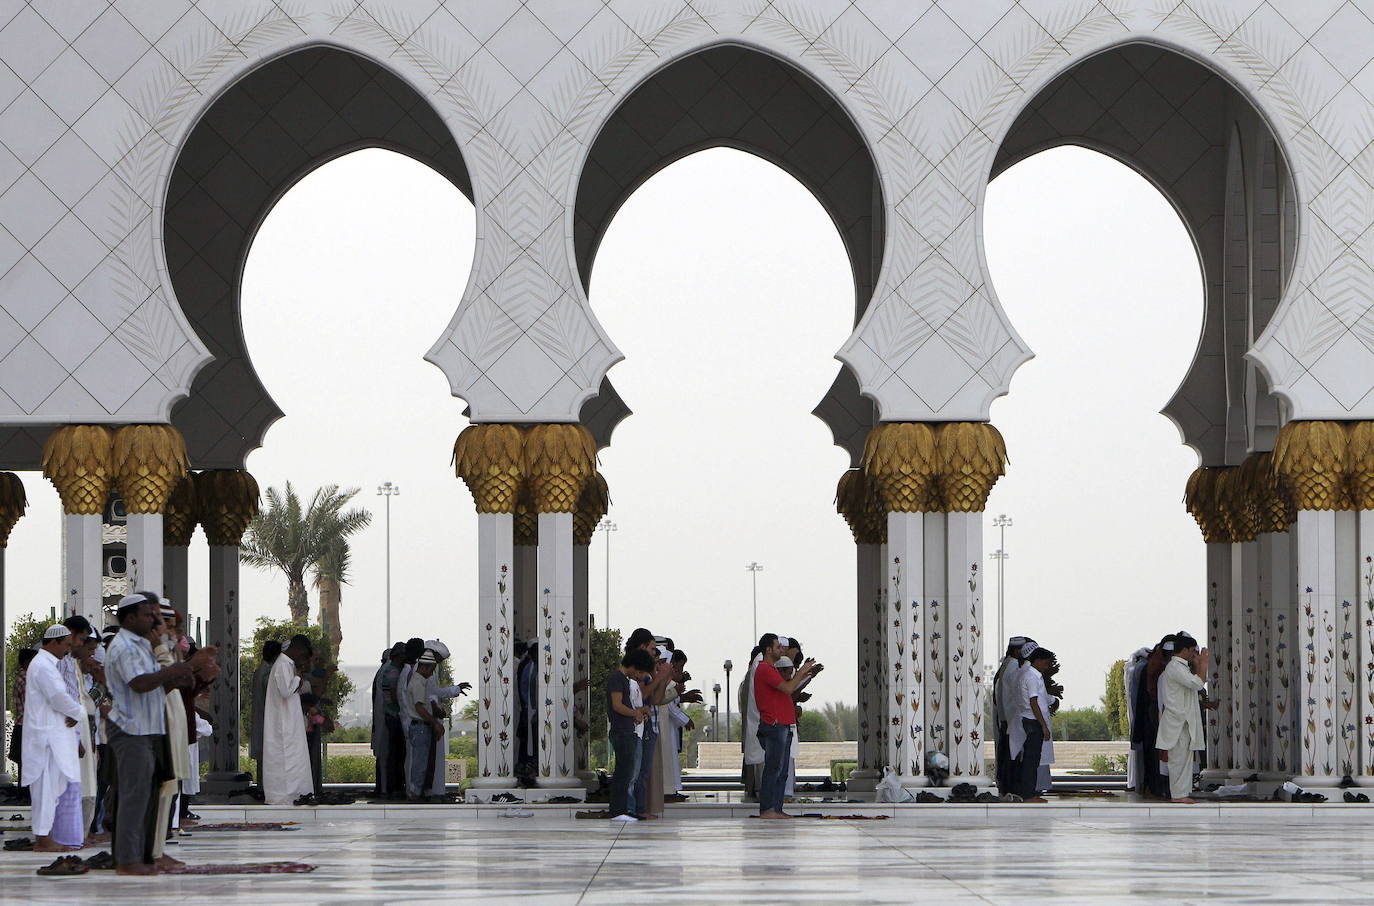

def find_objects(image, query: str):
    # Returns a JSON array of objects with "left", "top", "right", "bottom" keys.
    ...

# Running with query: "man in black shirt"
[{"left": 607, "top": 648, "right": 655, "bottom": 821}]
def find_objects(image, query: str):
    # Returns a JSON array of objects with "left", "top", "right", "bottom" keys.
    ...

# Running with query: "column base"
[
  {"left": 538, "top": 775, "right": 586, "bottom": 790},
  {"left": 468, "top": 776, "right": 519, "bottom": 790},
  {"left": 198, "top": 770, "right": 253, "bottom": 802},
  {"left": 846, "top": 768, "right": 880, "bottom": 793},
  {"left": 575, "top": 769, "right": 598, "bottom": 791},
  {"left": 1291, "top": 774, "right": 1345, "bottom": 788}
]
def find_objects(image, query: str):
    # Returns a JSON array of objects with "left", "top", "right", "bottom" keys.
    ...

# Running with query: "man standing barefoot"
[
  {"left": 752, "top": 633, "right": 818, "bottom": 820},
  {"left": 1156, "top": 634, "right": 1208, "bottom": 804}
]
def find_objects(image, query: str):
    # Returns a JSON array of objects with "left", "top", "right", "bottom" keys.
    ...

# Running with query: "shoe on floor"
[{"left": 610, "top": 814, "right": 639, "bottom": 822}]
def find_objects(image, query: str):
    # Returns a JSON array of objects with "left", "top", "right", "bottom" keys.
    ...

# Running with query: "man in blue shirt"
[{"left": 105, "top": 592, "right": 192, "bottom": 876}]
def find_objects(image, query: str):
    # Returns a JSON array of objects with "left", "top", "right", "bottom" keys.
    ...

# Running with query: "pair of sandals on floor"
[{"left": 35, "top": 852, "right": 114, "bottom": 877}]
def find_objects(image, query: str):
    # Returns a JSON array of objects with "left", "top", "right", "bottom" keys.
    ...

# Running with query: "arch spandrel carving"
[{"left": 0, "top": 1, "right": 1372, "bottom": 449}]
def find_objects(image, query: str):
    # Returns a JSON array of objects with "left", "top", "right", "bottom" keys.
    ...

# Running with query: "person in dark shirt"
[{"left": 607, "top": 648, "right": 655, "bottom": 821}]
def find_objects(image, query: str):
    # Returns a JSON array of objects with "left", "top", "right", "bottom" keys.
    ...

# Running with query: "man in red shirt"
[{"left": 752, "top": 633, "right": 819, "bottom": 819}]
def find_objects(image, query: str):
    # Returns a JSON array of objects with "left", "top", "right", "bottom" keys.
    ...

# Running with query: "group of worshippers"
[
  {"left": 247, "top": 633, "right": 339, "bottom": 805},
  {"left": 605, "top": 629, "right": 703, "bottom": 821},
  {"left": 992, "top": 636, "right": 1062, "bottom": 802},
  {"left": 13, "top": 591, "right": 218, "bottom": 874},
  {"left": 1126, "top": 631, "right": 1212, "bottom": 803},
  {"left": 739, "top": 633, "right": 823, "bottom": 819},
  {"left": 364, "top": 638, "right": 469, "bottom": 802}
]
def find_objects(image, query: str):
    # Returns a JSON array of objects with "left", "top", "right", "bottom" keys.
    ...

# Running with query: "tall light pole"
[
  {"left": 745, "top": 562, "right": 764, "bottom": 642},
  {"left": 723, "top": 659, "right": 733, "bottom": 743},
  {"left": 595, "top": 518, "right": 617, "bottom": 626},
  {"left": 377, "top": 482, "right": 400, "bottom": 644},
  {"left": 712, "top": 682, "right": 721, "bottom": 741},
  {"left": 990, "top": 513, "right": 1012, "bottom": 652}
]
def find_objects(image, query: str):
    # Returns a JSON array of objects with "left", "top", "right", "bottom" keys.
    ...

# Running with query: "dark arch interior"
[
  {"left": 990, "top": 43, "right": 1295, "bottom": 465},
  {"left": 574, "top": 45, "right": 884, "bottom": 320},
  {"left": 164, "top": 46, "right": 472, "bottom": 468}
]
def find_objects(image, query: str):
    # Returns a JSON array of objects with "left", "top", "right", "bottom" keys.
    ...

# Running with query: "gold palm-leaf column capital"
[
  {"left": 194, "top": 470, "right": 260, "bottom": 546},
  {"left": 1241, "top": 451, "right": 1293, "bottom": 535},
  {"left": 1345, "top": 422, "right": 1374, "bottom": 510},
  {"left": 1216, "top": 466, "right": 1258, "bottom": 543},
  {"left": 524, "top": 423, "right": 596, "bottom": 514},
  {"left": 0, "top": 471, "right": 26, "bottom": 546},
  {"left": 454, "top": 424, "right": 526, "bottom": 514},
  {"left": 42, "top": 424, "right": 115, "bottom": 515},
  {"left": 163, "top": 473, "right": 199, "bottom": 546},
  {"left": 1185, "top": 466, "right": 1229, "bottom": 543},
  {"left": 573, "top": 472, "right": 609, "bottom": 546},
  {"left": 836, "top": 468, "right": 886, "bottom": 545},
  {"left": 935, "top": 422, "right": 1007, "bottom": 513},
  {"left": 112, "top": 424, "right": 190, "bottom": 514},
  {"left": 1274, "top": 420, "right": 1350, "bottom": 511},
  {"left": 862, "top": 423, "right": 940, "bottom": 513}
]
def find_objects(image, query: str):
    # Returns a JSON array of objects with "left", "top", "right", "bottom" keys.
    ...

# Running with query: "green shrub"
[
  {"left": 1088, "top": 753, "right": 1129, "bottom": 775},
  {"left": 324, "top": 754, "right": 376, "bottom": 783},
  {"left": 830, "top": 759, "right": 857, "bottom": 782},
  {"left": 449, "top": 735, "right": 477, "bottom": 758}
]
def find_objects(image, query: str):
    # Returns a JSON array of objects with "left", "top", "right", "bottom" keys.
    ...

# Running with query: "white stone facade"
[{"left": 0, "top": 1, "right": 1366, "bottom": 465}]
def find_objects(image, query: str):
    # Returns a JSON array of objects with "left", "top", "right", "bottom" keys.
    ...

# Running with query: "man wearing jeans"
[
  {"left": 406, "top": 651, "right": 441, "bottom": 801},
  {"left": 104, "top": 593, "right": 192, "bottom": 875},
  {"left": 607, "top": 648, "right": 654, "bottom": 821},
  {"left": 1011, "top": 647, "right": 1055, "bottom": 803},
  {"left": 751, "top": 633, "right": 818, "bottom": 819}
]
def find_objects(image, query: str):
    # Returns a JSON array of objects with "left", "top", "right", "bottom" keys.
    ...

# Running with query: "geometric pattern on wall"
[{"left": 0, "top": 1, "right": 1372, "bottom": 458}]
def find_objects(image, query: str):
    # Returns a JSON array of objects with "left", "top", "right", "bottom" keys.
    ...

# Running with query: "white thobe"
[
  {"left": 21, "top": 650, "right": 84, "bottom": 835},
  {"left": 426, "top": 673, "right": 467, "bottom": 795},
  {"left": 740, "top": 654, "right": 764, "bottom": 766},
  {"left": 261, "top": 655, "right": 313, "bottom": 805}
]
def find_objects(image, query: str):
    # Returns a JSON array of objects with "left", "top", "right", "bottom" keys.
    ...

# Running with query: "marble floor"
[{"left": 2, "top": 807, "right": 1373, "bottom": 903}]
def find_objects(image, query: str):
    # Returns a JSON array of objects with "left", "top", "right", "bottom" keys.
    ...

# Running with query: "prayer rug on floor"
[
  {"left": 189, "top": 822, "right": 301, "bottom": 831},
  {"left": 163, "top": 861, "right": 315, "bottom": 874}
]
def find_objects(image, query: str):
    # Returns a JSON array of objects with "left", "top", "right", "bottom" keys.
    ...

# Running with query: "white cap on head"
[
  {"left": 656, "top": 645, "right": 671, "bottom": 662},
  {"left": 118, "top": 593, "right": 148, "bottom": 609},
  {"left": 418, "top": 651, "right": 438, "bottom": 664},
  {"left": 777, "top": 636, "right": 790, "bottom": 648},
  {"left": 43, "top": 624, "right": 71, "bottom": 640},
  {"left": 775, "top": 656, "right": 794, "bottom": 669},
  {"left": 1018, "top": 641, "right": 1039, "bottom": 659},
  {"left": 427, "top": 640, "right": 451, "bottom": 660}
]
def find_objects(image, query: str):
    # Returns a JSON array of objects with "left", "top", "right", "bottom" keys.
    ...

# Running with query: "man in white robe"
[
  {"left": 1157, "top": 636, "right": 1208, "bottom": 803},
  {"left": 991, "top": 636, "right": 1031, "bottom": 795},
  {"left": 261, "top": 635, "right": 315, "bottom": 805},
  {"left": 23, "top": 626, "right": 85, "bottom": 852},
  {"left": 423, "top": 640, "right": 469, "bottom": 797},
  {"left": 739, "top": 647, "right": 765, "bottom": 800}
]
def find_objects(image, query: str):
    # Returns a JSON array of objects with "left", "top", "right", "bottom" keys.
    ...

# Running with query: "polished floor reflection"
[{"left": 2, "top": 806, "right": 1372, "bottom": 903}]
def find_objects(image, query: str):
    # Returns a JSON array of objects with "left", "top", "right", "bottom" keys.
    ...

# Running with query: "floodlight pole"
[{"left": 377, "top": 482, "right": 400, "bottom": 643}]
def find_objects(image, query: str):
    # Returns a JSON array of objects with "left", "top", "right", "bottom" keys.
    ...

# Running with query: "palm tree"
[
  {"left": 240, "top": 483, "right": 372, "bottom": 629},
  {"left": 313, "top": 537, "right": 351, "bottom": 655}
]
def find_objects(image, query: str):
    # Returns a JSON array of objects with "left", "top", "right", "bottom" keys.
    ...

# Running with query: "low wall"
[{"left": 693, "top": 740, "right": 1130, "bottom": 772}]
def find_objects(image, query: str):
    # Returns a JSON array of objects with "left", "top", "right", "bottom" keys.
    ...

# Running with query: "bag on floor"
[{"left": 875, "top": 766, "right": 914, "bottom": 803}]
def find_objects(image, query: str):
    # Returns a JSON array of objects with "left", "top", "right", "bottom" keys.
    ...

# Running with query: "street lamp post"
[
  {"left": 745, "top": 562, "right": 763, "bottom": 642},
  {"left": 712, "top": 682, "right": 721, "bottom": 741},
  {"left": 595, "top": 518, "right": 617, "bottom": 627},
  {"left": 377, "top": 482, "right": 400, "bottom": 644},
  {"left": 990, "top": 514, "right": 1012, "bottom": 651},
  {"left": 709, "top": 704, "right": 718, "bottom": 740},
  {"left": 723, "top": 659, "right": 733, "bottom": 743}
]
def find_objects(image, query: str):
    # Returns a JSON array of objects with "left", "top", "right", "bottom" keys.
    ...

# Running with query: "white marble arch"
[
  {"left": 989, "top": 40, "right": 1296, "bottom": 466},
  {"left": 0, "top": 2, "right": 1371, "bottom": 444}
]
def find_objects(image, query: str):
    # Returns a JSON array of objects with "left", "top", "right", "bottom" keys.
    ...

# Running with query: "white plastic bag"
[{"left": 875, "top": 766, "right": 914, "bottom": 803}]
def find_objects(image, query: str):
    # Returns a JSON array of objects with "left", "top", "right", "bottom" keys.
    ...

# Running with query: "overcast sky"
[{"left": 4, "top": 143, "right": 1204, "bottom": 713}]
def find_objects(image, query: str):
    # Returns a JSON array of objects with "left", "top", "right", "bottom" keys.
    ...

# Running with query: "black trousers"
[
  {"left": 107, "top": 726, "right": 171, "bottom": 867},
  {"left": 384, "top": 715, "right": 406, "bottom": 795},
  {"left": 1016, "top": 718, "right": 1044, "bottom": 799}
]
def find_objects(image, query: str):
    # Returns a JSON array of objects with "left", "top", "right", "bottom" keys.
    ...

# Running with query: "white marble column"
[
  {"left": 64, "top": 513, "right": 103, "bottom": 624},
  {"left": 573, "top": 541, "right": 594, "bottom": 787},
  {"left": 207, "top": 544, "right": 241, "bottom": 774},
  {"left": 851, "top": 541, "right": 883, "bottom": 792},
  {"left": 125, "top": 513, "right": 164, "bottom": 597},
  {"left": 922, "top": 513, "right": 946, "bottom": 764},
  {"left": 1205, "top": 543, "right": 1233, "bottom": 780},
  {"left": 1335, "top": 511, "right": 1359, "bottom": 780},
  {"left": 875, "top": 541, "right": 889, "bottom": 770},
  {"left": 1258, "top": 530, "right": 1291, "bottom": 780},
  {"left": 536, "top": 512, "right": 581, "bottom": 794},
  {"left": 1295, "top": 510, "right": 1341, "bottom": 785},
  {"left": 945, "top": 512, "right": 985, "bottom": 783},
  {"left": 164, "top": 543, "right": 189, "bottom": 611},
  {"left": 472, "top": 513, "right": 517, "bottom": 789},
  {"left": 1359, "top": 512, "right": 1374, "bottom": 780},
  {"left": 886, "top": 512, "right": 926, "bottom": 788},
  {"left": 1231, "top": 540, "right": 1259, "bottom": 776}
]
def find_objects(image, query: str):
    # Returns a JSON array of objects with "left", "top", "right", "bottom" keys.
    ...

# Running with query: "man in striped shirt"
[{"left": 104, "top": 592, "right": 193, "bottom": 876}]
